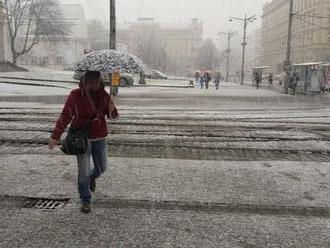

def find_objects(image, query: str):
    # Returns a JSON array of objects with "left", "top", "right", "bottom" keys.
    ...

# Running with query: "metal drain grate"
[{"left": 22, "top": 197, "right": 69, "bottom": 209}]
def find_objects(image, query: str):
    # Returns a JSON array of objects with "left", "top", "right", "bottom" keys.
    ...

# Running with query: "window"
[
  {"left": 43, "top": 57, "right": 49, "bottom": 65},
  {"left": 56, "top": 56, "right": 63, "bottom": 64},
  {"left": 31, "top": 58, "right": 38, "bottom": 65}
]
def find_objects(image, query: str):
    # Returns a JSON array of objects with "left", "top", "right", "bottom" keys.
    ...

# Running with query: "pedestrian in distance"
[
  {"left": 290, "top": 71, "right": 299, "bottom": 95},
  {"left": 48, "top": 71, "right": 119, "bottom": 214},
  {"left": 199, "top": 75, "right": 205, "bottom": 89},
  {"left": 255, "top": 71, "right": 261, "bottom": 90},
  {"left": 204, "top": 72, "right": 211, "bottom": 89},
  {"left": 195, "top": 71, "right": 200, "bottom": 85},
  {"left": 278, "top": 72, "right": 285, "bottom": 86},
  {"left": 111, "top": 71, "right": 120, "bottom": 96},
  {"left": 268, "top": 72, "right": 273, "bottom": 88},
  {"left": 214, "top": 72, "right": 221, "bottom": 90},
  {"left": 252, "top": 72, "right": 256, "bottom": 86}
]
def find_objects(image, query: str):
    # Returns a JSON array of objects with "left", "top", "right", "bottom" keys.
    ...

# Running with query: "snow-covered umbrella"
[{"left": 70, "top": 50, "right": 148, "bottom": 74}]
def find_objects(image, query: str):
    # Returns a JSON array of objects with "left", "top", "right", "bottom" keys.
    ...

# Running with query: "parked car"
[
  {"left": 120, "top": 73, "right": 134, "bottom": 87},
  {"left": 73, "top": 70, "right": 84, "bottom": 80},
  {"left": 145, "top": 70, "right": 168, "bottom": 79},
  {"left": 153, "top": 70, "right": 168, "bottom": 79}
]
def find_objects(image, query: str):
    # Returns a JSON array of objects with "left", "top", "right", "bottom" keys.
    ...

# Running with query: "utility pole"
[
  {"left": 109, "top": 0, "right": 116, "bottom": 50},
  {"left": 109, "top": 0, "right": 116, "bottom": 95},
  {"left": 218, "top": 31, "right": 237, "bottom": 82},
  {"left": 226, "top": 32, "right": 232, "bottom": 82},
  {"left": 283, "top": 0, "right": 294, "bottom": 94},
  {"left": 0, "top": 0, "right": 6, "bottom": 62},
  {"left": 229, "top": 15, "right": 256, "bottom": 85},
  {"left": 241, "top": 16, "right": 248, "bottom": 85}
]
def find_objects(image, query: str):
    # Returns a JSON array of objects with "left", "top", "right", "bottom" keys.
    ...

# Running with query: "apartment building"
[
  {"left": 0, "top": 2, "right": 11, "bottom": 62},
  {"left": 261, "top": 0, "right": 330, "bottom": 72},
  {"left": 18, "top": 4, "right": 89, "bottom": 69},
  {"left": 117, "top": 18, "right": 203, "bottom": 75}
]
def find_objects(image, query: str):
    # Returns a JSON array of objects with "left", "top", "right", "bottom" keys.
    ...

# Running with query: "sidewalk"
[
  {"left": 0, "top": 67, "right": 77, "bottom": 82},
  {"left": 1, "top": 154, "right": 329, "bottom": 210},
  {"left": 1, "top": 203, "right": 328, "bottom": 248},
  {"left": 1, "top": 154, "right": 329, "bottom": 247}
]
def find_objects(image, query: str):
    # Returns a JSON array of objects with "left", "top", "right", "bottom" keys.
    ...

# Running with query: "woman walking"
[{"left": 48, "top": 71, "right": 118, "bottom": 213}]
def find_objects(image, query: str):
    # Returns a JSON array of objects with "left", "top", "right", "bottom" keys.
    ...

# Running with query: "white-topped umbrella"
[{"left": 70, "top": 50, "right": 148, "bottom": 74}]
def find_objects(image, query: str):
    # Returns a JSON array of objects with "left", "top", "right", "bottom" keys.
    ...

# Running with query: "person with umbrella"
[
  {"left": 70, "top": 50, "right": 148, "bottom": 96},
  {"left": 48, "top": 71, "right": 118, "bottom": 214}
]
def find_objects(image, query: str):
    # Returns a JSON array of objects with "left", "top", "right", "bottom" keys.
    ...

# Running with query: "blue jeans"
[{"left": 76, "top": 139, "right": 107, "bottom": 203}]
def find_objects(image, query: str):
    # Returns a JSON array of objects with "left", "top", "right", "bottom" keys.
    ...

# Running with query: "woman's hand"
[
  {"left": 48, "top": 139, "right": 59, "bottom": 150},
  {"left": 109, "top": 98, "right": 116, "bottom": 113}
]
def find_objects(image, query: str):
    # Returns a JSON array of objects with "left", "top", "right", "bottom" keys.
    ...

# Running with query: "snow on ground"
[
  {"left": 0, "top": 82, "right": 72, "bottom": 96},
  {"left": 0, "top": 67, "right": 76, "bottom": 82}
]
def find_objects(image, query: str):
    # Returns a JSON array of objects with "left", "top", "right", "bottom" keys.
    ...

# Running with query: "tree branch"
[
  {"left": 5, "top": 0, "right": 72, "bottom": 63},
  {"left": 20, "top": 0, "right": 35, "bottom": 54}
]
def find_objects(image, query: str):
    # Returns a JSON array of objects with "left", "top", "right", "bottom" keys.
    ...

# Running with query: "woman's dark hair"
[{"left": 82, "top": 71, "right": 102, "bottom": 85}]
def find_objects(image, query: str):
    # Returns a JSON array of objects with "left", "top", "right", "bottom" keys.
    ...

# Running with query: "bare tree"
[
  {"left": 3, "top": 0, "right": 70, "bottom": 64},
  {"left": 87, "top": 19, "right": 108, "bottom": 50},
  {"left": 195, "top": 39, "right": 222, "bottom": 71},
  {"left": 134, "top": 36, "right": 168, "bottom": 71}
]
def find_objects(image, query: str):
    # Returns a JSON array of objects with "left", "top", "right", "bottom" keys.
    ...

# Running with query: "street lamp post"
[
  {"left": 229, "top": 15, "right": 256, "bottom": 85},
  {"left": 109, "top": 0, "right": 116, "bottom": 95},
  {"left": 109, "top": 0, "right": 116, "bottom": 50},
  {"left": 283, "top": 0, "right": 294, "bottom": 94},
  {"left": 0, "top": 0, "right": 5, "bottom": 63},
  {"left": 218, "top": 31, "right": 237, "bottom": 82}
]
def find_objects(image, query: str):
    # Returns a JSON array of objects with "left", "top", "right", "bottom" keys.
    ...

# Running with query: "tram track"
[
  {"left": 0, "top": 139, "right": 329, "bottom": 161},
  {"left": 1, "top": 109, "right": 330, "bottom": 161}
]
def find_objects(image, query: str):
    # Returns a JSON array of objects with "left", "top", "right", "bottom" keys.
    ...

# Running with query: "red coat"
[{"left": 51, "top": 84, "right": 118, "bottom": 141}]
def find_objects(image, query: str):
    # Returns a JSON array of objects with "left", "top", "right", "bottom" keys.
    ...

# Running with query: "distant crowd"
[{"left": 194, "top": 71, "right": 224, "bottom": 90}]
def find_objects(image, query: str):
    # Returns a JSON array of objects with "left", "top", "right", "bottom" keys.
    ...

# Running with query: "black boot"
[
  {"left": 90, "top": 176, "right": 96, "bottom": 192},
  {"left": 80, "top": 202, "right": 91, "bottom": 214}
]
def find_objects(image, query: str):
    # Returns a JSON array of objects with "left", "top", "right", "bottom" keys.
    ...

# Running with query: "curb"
[
  {"left": 0, "top": 76, "right": 77, "bottom": 84},
  {"left": 0, "top": 80, "right": 71, "bottom": 89}
]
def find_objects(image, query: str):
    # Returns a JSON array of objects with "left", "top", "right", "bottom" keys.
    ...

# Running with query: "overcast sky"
[{"left": 61, "top": 0, "right": 269, "bottom": 39}]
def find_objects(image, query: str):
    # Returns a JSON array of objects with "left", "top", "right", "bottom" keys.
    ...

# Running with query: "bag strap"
[
  {"left": 86, "top": 96, "right": 102, "bottom": 127},
  {"left": 71, "top": 91, "right": 99, "bottom": 128}
]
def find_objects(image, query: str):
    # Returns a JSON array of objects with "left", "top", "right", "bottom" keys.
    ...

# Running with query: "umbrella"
[{"left": 70, "top": 50, "right": 148, "bottom": 74}]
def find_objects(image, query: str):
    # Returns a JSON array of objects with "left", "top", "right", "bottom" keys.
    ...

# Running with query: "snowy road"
[{"left": 1, "top": 76, "right": 330, "bottom": 247}]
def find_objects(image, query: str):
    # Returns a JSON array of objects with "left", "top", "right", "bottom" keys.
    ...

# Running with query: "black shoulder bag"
[{"left": 60, "top": 123, "right": 90, "bottom": 155}]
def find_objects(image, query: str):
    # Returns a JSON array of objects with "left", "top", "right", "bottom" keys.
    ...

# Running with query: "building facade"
[
  {"left": 0, "top": 2, "right": 11, "bottom": 62},
  {"left": 252, "top": 28, "right": 263, "bottom": 67},
  {"left": 225, "top": 33, "right": 245, "bottom": 81},
  {"left": 0, "top": 2, "right": 5, "bottom": 62},
  {"left": 117, "top": 18, "right": 203, "bottom": 76},
  {"left": 18, "top": 4, "right": 89, "bottom": 69},
  {"left": 261, "top": 0, "right": 330, "bottom": 72},
  {"left": 158, "top": 19, "right": 203, "bottom": 75}
]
